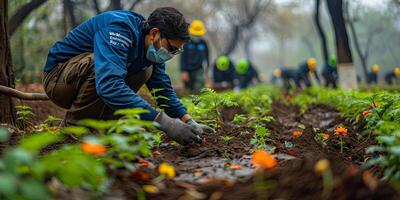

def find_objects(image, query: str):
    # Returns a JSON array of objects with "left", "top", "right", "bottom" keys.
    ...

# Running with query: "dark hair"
[{"left": 145, "top": 7, "right": 190, "bottom": 42}]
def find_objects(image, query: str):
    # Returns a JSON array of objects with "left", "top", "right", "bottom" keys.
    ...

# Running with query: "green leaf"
[
  {"left": 366, "top": 145, "right": 385, "bottom": 154},
  {"left": 20, "top": 178, "right": 50, "bottom": 200},
  {"left": 389, "top": 146, "right": 400, "bottom": 155},
  {"left": 62, "top": 126, "right": 89, "bottom": 136},
  {"left": 3, "top": 148, "right": 33, "bottom": 174},
  {"left": 0, "top": 127, "right": 10, "bottom": 142},
  {"left": 20, "top": 132, "right": 61, "bottom": 153},
  {"left": 377, "top": 135, "right": 396, "bottom": 145},
  {"left": 114, "top": 108, "right": 149, "bottom": 117},
  {"left": 79, "top": 119, "right": 117, "bottom": 131},
  {"left": 284, "top": 141, "right": 293, "bottom": 149},
  {"left": 0, "top": 173, "right": 17, "bottom": 198}
]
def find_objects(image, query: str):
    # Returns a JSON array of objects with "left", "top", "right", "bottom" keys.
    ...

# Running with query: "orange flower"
[
  {"left": 292, "top": 131, "right": 302, "bottom": 137},
  {"left": 362, "top": 110, "right": 371, "bottom": 116},
  {"left": 373, "top": 102, "right": 380, "bottom": 108},
  {"left": 81, "top": 142, "right": 107, "bottom": 156},
  {"left": 138, "top": 159, "right": 150, "bottom": 168},
  {"left": 334, "top": 126, "right": 348, "bottom": 137},
  {"left": 131, "top": 171, "right": 151, "bottom": 181},
  {"left": 230, "top": 164, "right": 242, "bottom": 170},
  {"left": 152, "top": 151, "right": 161, "bottom": 157},
  {"left": 252, "top": 150, "right": 277, "bottom": 169},
  {"left": 322, "top": 133, "right": 330, "bottom": 140}
]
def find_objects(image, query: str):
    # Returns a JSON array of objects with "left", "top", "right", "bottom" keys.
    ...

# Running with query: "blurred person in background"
[
  {"left": 271, "top": 68, "right": 297, "bottom": 90},
  {"left": 322, "top": 55, "right": 338, "bottom": 88},
  {"left": 212, "top": 55, "right": 235, "bottom": 91},
  {"left": 234, "top": 59, "right": 260, "bottom": 90},
  {"left": 385, "top": 67, "right": 400, "bottom": 85},
  {"left": 180, "top": 20, "right": 210, "bottom": 94},
  {"left": 367, "top": 64, "right": 380, "bottom": 84},
  {"left": 294, "top": 58, "right": 320, "bottom": 88}
]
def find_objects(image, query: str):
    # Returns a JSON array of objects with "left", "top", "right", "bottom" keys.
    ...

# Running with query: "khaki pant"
[{"left": 43, "top": 53, "right": 153, "bottom": 125}]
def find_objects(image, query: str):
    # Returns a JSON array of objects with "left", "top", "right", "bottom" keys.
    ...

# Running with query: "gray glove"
[
  {"left": 155, "top": 112, "right": 202, "bottom": 145},
  {"left": 186, "top": 119, "right": 215, "bottom": 134}
]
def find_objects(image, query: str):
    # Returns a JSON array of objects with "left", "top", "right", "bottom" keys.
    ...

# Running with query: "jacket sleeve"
[
  {"left": 145, "top": 63, "right": 187, "bottom": 119},
  {"left": 94, "top": 22, "right": 158, "bottom": 121}
]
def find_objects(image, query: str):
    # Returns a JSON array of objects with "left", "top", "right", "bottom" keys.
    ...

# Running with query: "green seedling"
[{"left": 221, "top": 135, "right": 233, "bottom": 143}]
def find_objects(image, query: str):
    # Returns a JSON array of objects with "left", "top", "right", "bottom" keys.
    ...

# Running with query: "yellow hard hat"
[
  {"left": 273, "top": 68, "right": 282, "bottom": 78},
  {"left": 394, "top": 67, "right": 400, "bottom": 77},
  {"left": 307, "top": 58, "right": 317, "bottom": 71},
  {"left": 373, "top": 64, "right": 380, "bottom": 74},
  {"left": 189, "top": 20, "right": 206, "bottom": 36}
]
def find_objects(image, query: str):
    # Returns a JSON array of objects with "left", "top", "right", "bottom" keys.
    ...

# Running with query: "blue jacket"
[
  {"left": 43, "top": 10, "right": 187, "bottom": 121},
  {"left": 234, "top": 62, "right": 259, "bottom": 89},
  {"left": 180, "top": 39, "right": 209, "bottom": 72},
  {"left": 212, "top": 59, "right": 235, "bottom": 84},
  {"left": 367, "top": 72, "right": 378, "bottom": 84}
]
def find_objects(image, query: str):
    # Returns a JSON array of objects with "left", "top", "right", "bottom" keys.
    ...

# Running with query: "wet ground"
[
  {"left": 111, "top": 102, "right": 398, "bottom": 200},
  {"left": 5, "top": 85, "right": 399, "bottom": 199}
]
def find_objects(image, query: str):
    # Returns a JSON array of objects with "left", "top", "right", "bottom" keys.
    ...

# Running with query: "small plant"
[
  {"left": 15, "top": 105, "right": 35, "bottom": 130},
  {"left": 191, "top": 88, "right": 237, "bottom": 129},
  {"left": 314, "top": 128, "right": 330, "bottom": 146},
  {"left": 315, "top": 133, "right": 330, "bottom": 146},
  {"left": 364, "top": 134, "right": 400, "bottom": 182},
  {"left": 334, "top": 126, "right": 348, "bottom": 153},
  {"left": 233, "top": 114, "right": 247, "bottom": 125},
  {"left": 251, "top": 126, "right": 271, "bottom": 149},
  {"left": 221, "top": 135, "right": 234, "bottom": 143},
  {"left": 149, "top": 88, "right": 170, "bottom": 110}
]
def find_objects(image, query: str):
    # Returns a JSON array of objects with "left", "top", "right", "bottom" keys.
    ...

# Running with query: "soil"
[
  {"left": 109, "top": 102, "right": 399, "bottom": 200},
  {"left": 3, "top": 85, "right": 399, "bottom": 199}
]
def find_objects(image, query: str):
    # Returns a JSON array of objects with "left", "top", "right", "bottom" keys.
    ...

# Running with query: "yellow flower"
[
  {"left": 314, "top": 159, "right": 330, "bottom": 174},
  {"left": 143, "top": 185, "right": 159, "bottom": 193},
  {"left": 158, "top": 162, "right": 176, "bottom": 179}
]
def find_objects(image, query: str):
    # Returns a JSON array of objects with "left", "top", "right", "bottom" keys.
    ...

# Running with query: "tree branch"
[
  {"left": 0, "top": 85, "right": 49, "bottom": 100},
  {"left": 8, "top": 0, "right": 47, "bottom": 37},
  {"left": 128, "top": 0, "right": 143, "bottom": 10}
]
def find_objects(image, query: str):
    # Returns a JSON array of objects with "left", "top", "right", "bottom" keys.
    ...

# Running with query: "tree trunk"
[
  {"left": 108, "top": 0, "right": 122, "bottom": 10},
  {"left": 223, "top": 25, "right": 240, "bottom": 56},
  {"left": 8, "top": 0, "right": 47, "bottom": 37},
  {"left": 92, "top": 0, "right": 101, "bottom": 14},
  {"left": 326, "top": 0, "right": 357, "bottom": 89},
  {"left": 344, "top": 0, "right": 368, "bottom": 82},
  {"left": 128, "top": 0, "right": 143, "bottom": 10},
  {"left": 314, "top": 0, "right": 329, "bottom": 64},
  {"left": 64, "top": 0, "right": 77, "bottom": 28},
  {"left": 0, "top": 0, "right": 17, "bottom": 125}
]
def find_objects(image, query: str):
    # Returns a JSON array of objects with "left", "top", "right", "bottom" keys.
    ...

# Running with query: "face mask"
[{"left": 146, "top": 37, "right": 174, "bottom": 63}]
